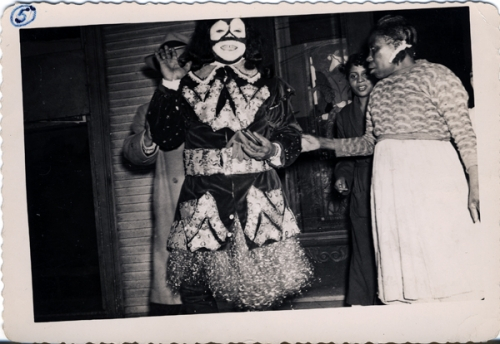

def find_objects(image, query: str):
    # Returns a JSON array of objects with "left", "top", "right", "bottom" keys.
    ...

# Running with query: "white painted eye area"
[
  {"left": 229, "top": 18, "right": 245, "bottom": 39},
  {"left": 210, "top": 20, "right": 229, "bottom": 41},
  {"left": 210, "top": 18, "right": 247, "bottom": 63}
]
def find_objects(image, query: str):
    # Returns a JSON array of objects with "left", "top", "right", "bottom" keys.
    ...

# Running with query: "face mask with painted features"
[{"left": 210, "top": 18, "right": 247, "bottom": 64}]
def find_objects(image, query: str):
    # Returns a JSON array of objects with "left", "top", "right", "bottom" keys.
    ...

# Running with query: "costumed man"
[
  {"left": 123, "top": 31, "right": 191, "bottom": 316},
  {"left": 145, "top": 18, "right": 313, "bottom": 314}
]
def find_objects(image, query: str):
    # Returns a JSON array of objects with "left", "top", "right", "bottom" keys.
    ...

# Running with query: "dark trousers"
[
  {"left": 179, "top": 282, "right": 219, "bottom": 314},
  {"left": 345, "top": 215, "right": 379, "bottom": 306},
  {"left": 149, "top": 302, "right": 181, "bottom": 316}
]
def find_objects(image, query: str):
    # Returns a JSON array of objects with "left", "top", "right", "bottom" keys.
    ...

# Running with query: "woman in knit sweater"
[{"left": 302, "top": 15, "right": 481, "bottom": 304}]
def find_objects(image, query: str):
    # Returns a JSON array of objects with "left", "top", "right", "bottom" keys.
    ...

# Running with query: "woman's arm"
[
  {"left": 433, "top": 64, "right": 480, "bottom": 222},
  {"left": 468, "top": 165, "right": 480, "bottom": 223},
  {"left": 302, "top": 110, "right": 376, "bottom": 157},
  {"left": 434, "top": 65, "right": 478, "bottom": 171}
]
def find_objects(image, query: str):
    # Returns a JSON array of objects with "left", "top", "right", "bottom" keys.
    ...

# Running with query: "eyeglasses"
[{"left": 164, "top": 46, "right": 186, "bottom": 59}]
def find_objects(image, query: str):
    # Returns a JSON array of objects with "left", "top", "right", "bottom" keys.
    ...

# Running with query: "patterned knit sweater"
[{"left": 333, "top": 60, "right": 477, "bottom": 171}]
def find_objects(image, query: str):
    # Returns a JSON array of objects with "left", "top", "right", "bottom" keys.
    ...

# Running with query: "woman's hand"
[
  {"left": 334, "top": 177, "right": 350, "bottom": 195},
  {"left": 155, "top": 47, "right": 191, "bottom": 81},
  {"left": 301, "top": 134, "right": 321, "bottom": 152},
  {"left": 468, "top": 165, "right": 480, "bottom": 223}
]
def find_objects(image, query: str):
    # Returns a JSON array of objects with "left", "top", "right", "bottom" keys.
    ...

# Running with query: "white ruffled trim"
[
  {"left": 162, "top": 78, "right": 181, "bottom": 90},
  {"left": 187, "top": 66, "right": 219, "bottom": 85},
  {"left": 230, "top": 63, "right": 261, "bottom": 83},
  {"left": 187, "top": 59, "right": 261, "bottom": 85},
  {"left": 267, "top": 143, "right": 283, "bottom": 167}
]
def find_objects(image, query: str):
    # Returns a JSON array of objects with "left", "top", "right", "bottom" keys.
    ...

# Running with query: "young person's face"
[
  {"left": 210, "top": 18, "right": 246, "bottom": 64},
  {"left": 367, "top": 35, "right": 398, "bottom": 79},
  {"left": 348, "top": 65, "right": 374, "bottom": 98}
]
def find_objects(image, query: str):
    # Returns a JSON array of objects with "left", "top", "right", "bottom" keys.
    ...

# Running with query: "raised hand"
[{"left": 155, "top": 45, "right": 191, "bottom": 81}]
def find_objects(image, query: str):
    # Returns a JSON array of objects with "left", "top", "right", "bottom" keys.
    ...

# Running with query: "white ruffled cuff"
[
  {"left": 162, "top": 78, "right": 181, "bottom": 90},
  {"left": 267, "top": 143, "right": 283, "bottom": 167}
]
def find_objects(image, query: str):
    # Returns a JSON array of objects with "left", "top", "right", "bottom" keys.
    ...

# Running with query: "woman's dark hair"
[
  {"left": 370, "top": 15, "right": 418, "bottom": 64},
  {"left": 343, "top": 52, "right": 369, "bottom": 76},
  {"left": 342, "top": 52, "right": 377, "bottom": 83},
  {"left": 178, "top": 18, "right": 263, "bottom": 71}
]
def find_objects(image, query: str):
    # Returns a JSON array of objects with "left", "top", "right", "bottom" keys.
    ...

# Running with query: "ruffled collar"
[{"left": 187, "top": 59, "right": 261, "bottom": 85}]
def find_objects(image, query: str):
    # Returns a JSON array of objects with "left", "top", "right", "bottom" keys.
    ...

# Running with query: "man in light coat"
[{"left": 123, "top": 31, "right": 190, "bottom": 315}]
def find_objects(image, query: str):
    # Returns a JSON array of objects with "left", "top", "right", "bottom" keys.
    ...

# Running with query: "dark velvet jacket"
[{"left": 147, "top": 59, "right": 302, "bottom": 251}]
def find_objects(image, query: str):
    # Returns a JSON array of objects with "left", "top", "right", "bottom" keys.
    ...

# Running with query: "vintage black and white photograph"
[{"left": 2, "top": 1, "right": 499, "bottom": 342}]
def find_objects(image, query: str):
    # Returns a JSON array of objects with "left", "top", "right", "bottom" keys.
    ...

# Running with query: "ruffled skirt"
[{"left": 167, "top": 218, "right": 313, "bottom": 310}]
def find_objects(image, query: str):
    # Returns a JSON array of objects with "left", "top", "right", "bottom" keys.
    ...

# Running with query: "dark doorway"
[
  {"left": 21, "top": 26, "right": 122, "bottom": 322},
  {"left": 25, "top": 124, "right": 105, "bottom": 321}
]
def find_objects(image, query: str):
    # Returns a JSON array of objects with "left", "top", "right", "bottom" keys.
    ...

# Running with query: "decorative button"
[
  {"left": 172, "top": 178, "right": 178, "bottom": 184},
  {"left": 229, "top": 214, "right": 234, "bottom": 220},
  {"left": 227, "top": 232, "right": 233, "bottom": 238}
]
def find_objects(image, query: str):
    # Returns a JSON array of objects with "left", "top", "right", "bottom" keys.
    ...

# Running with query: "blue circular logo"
[{"left": 11, "top": 5, "right": 36, "bottom": 28}]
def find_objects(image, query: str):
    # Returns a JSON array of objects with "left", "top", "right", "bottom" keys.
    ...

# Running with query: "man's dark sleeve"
[
  {"left": 146, "top": 84, "right": 187, "bottom": 151},
  {"left": 266, "top": 78, "right": 303, "bottom": 168}
]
